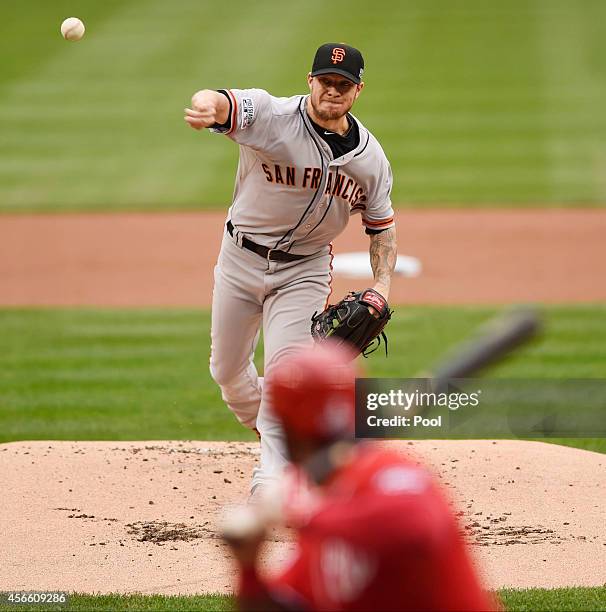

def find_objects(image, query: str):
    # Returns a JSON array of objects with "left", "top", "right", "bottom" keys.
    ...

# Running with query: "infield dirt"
[{"left": 1, "top": 209, "right": 605, "bottom": 306}]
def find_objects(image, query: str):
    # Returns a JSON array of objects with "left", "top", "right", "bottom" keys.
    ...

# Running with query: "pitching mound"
[{"left": 0, "top": 440, "right": 604, "bottom": 595}]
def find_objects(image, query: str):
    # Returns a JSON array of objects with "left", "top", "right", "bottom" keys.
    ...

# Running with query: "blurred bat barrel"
[{"left": 431, "top": 307, "right": 542, "bottom": 393}]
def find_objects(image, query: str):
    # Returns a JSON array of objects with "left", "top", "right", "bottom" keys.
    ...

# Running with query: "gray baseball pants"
[{"left": 209, "top": 226, "right": 332, "bottom": 491}]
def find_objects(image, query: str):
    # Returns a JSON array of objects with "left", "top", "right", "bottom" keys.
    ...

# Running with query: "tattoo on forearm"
[{"left": 369, "top": 227, "right": 397, "bottom": 289}]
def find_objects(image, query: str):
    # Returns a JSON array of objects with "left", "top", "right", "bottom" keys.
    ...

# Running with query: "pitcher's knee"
[
  {"left": 209, "top": 360, "right": 238, "bottom": 387},
  {"left": 209, "top": 361, "right": 261, "bottom": 400},
  {"left": 209, "top": 363, "right": 261, "bottom": 430}
]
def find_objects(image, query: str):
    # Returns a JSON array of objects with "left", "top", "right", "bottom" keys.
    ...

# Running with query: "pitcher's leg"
[
  {"left": 252, "top": 275, "right": 331, "bottom": 490},
  {"left": 210, "top": 264, "right": 263, "bottom": 430}
]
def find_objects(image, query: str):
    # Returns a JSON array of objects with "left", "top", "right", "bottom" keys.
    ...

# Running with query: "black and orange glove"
[{"left": 311, "top": 288, "right": 392, "bottom": 358}]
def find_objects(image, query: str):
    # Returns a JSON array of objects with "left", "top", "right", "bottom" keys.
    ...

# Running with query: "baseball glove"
[{"left": 311, "top": 288, "right": 392, "bottom": 358}]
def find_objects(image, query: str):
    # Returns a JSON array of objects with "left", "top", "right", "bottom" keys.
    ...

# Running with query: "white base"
[{"left": 332, "top": 251, "right": 422, "bottom": 278}]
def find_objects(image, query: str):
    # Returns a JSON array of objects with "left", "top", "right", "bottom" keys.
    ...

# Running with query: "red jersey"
[{"left": 240, "top": 444, "right": 496, "bottom": 611}]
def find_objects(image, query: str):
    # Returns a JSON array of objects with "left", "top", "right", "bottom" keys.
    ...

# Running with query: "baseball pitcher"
[{"left": 184, "top": 43, "right": 398, "bottom": 496}]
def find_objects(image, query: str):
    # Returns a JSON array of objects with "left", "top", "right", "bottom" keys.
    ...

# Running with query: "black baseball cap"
[{"left": 311, "top": 43, "right": 365, "bottom": 84}]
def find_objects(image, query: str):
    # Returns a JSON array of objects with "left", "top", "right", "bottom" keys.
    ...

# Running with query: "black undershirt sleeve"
[
  {"left": 365, "top": 227, "right": 389, "bottom": 235},
  {"left": 212, "top": 89, "right": 233, "bottom": 130}
]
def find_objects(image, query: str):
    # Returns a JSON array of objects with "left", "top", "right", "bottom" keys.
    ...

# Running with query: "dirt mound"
[{"left": 0, "top": 440, "right": 604, "bottom": 594}]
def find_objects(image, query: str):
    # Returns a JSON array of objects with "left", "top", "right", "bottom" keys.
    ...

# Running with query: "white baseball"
[{"left": 61, "top": 17, "right": 85, "bottom": 42}]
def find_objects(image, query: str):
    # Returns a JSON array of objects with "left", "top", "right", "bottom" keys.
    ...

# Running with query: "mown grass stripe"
[
  {"left": 2, "top": 0, "right": 606, "bottom": 210},
  {"left": 1, "top": 305, "right": 604, "bottom": 445}
]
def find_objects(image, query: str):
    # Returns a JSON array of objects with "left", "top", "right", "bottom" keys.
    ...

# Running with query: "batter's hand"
[
  {"left": 184, "top": 90, "right": 229, "bottom": 130},
  {"left": 220, "top": 504, "right": 270, "bottom": 567}
]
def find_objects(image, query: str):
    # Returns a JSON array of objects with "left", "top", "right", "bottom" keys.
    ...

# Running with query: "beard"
[{"left": 310, "top": 96, "right": 351, "bottom": 121}]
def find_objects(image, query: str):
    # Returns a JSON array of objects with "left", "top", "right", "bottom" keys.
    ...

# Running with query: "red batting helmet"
[{"left": 267, "top": 343, "right": 358, "bottom": 442}]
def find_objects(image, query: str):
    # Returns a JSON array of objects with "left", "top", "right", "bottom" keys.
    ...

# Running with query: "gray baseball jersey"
[
  {"left": 211, "top": 89, "right": 395, "bottom": 254},
  {"left": 208, "top": 88, "right": 395, "bottom": 492}
]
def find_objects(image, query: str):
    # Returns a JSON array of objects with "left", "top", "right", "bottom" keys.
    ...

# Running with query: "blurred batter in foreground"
[{"left": 222, "top": 344, "right": 497, "bottom": 611}]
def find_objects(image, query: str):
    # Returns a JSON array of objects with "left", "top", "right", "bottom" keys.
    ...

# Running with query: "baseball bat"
[{"left": 427, "top": 306, "right": 542, "bottom": 394}]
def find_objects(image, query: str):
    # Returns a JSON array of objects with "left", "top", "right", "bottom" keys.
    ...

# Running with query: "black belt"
[{"left": 227, "top": 221, "right": 308, "bottom": 262}]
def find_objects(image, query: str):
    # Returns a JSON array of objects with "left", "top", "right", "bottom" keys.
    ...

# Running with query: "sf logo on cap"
[{"left": 331, "top": 47, "right": 346, "bottom": 64}]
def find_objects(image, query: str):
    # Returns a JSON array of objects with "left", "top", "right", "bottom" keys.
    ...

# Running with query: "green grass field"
[
  {"left": 2, "top": 0, "right": 606, "bottom": 211},
  {"left": 1, "top": 305, "right": 604, "bottom": 450},
  {"left": 1, "top": 587, "right": 606, "bottom": 611}
]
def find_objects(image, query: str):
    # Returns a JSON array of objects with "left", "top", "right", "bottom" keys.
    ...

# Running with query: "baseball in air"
[{"left": 60, "top": 17, "right": 85, "bottom": 41}]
